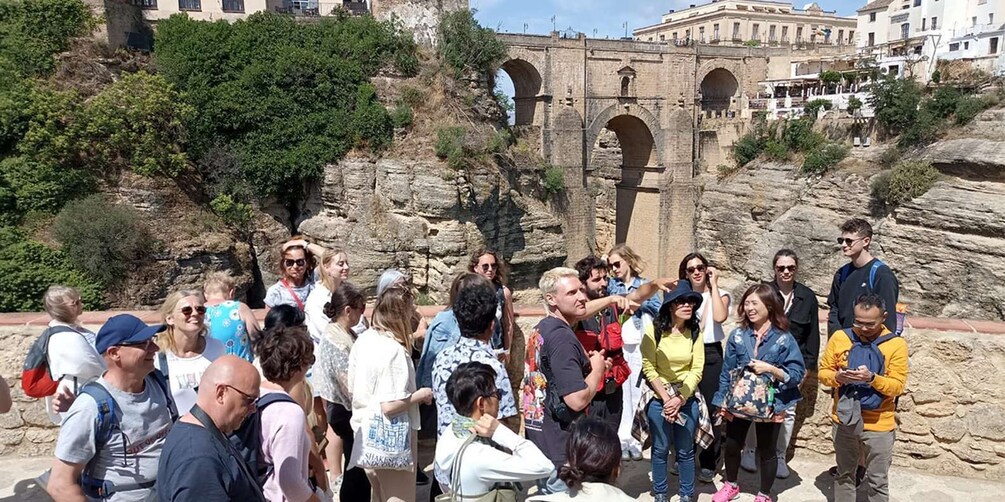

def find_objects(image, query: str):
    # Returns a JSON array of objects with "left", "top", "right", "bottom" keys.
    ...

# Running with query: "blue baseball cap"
[{"left": 95, "top": 314, "right": 167, "bottom": 354}]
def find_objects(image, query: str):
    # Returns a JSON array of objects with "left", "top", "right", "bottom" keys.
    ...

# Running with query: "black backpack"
[{"left": 227, "top": 392, "right": 298, "bottom": 486}]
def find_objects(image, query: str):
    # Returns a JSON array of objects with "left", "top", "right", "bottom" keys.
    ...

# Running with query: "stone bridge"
[{"left": 497, "top": 32, "right": 848, "bottom": 275}]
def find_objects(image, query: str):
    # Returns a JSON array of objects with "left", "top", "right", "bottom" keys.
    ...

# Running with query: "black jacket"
[
  {"left": 826, "top": 258, "right": 900, "bottom": 336},
  {"left": 771, "top": 280, "right": 820, "bottom": 369}
]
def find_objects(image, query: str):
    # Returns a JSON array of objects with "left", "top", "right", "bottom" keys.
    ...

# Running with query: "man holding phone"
[{"left": 818, "top": 294, "right": 908, "bottom": 502}]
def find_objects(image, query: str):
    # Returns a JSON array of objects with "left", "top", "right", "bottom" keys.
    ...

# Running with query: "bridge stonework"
[{"left": 499, "top": 33, "right": 846, "bottom": 273}]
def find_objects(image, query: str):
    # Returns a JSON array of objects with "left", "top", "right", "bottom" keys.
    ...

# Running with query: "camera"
[{"left": 603, "top": 376, "right": 617, "bottom": 394}]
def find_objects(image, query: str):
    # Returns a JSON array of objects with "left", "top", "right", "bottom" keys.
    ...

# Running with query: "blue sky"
[{"left": 472, "top": 0, "right": 858, "bottom": 40}]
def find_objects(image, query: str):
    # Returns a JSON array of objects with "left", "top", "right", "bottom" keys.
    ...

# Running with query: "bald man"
[{"left": 157, "top": 355, "right": 265, "bottom": 502}]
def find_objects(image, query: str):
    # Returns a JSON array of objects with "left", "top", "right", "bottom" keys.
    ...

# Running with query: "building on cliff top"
[{"left": 633, "top": 0, "right": 857, "bottom": 48}]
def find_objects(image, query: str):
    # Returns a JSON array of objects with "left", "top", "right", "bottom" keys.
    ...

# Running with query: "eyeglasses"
[
  {"left": 117, "top": 339, "right": 156, "bottom": 349},
  {"left": 480, "top": 263, "right": 499, "bottom": 272},
  {"left": 775, "top": 265, "right": 797, "bottom": 272},
  {"left": 837, "top": 237, "right": 865, "bottom": 246},
  {"left": 180, "top": 305, "right": 207, "bottom": 317},
  {"left": 483, "top": 389, "right": 504, "bottom": 400},
  {"left": 608, "top": 260, "right": 623, "bottom": 269},
  {"left": 686, "top": 264, "right": 707, "bottom": 274},
  {"left": 284, "top": 258, "right": 307, "bottom": 268},
  {"left": 224, "top": 385, "right": 259, "bottom": 408}
]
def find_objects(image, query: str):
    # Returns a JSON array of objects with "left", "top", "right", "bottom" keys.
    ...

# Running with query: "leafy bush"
[
  {"left": 0, "top": 227, "right": 103, "bottom": 312},
  {"left": 877, "top": 146, "right": 902, "bottom": 167},
  {"left": 804, "top": 99, "right": 833, "bottom": 117},
  {"left": 732, "top": 130, "right": 766, "bottom": 167},
  {"left": 782, "top": 117, "right": 823, "bottom": 152},
  {"left": 802, "top": 142, "right": 848, "bottom": 174},
  {"left": 847, "top": 95, "right": 863, "bottom": 114},
  {"left": 869, "top": 76, "right": 923, "bottom": 136},
  {"left": 51, "top": 195, "right": 151, "bottom": 285},
  {"left": 542, "top": 165, "right": 565, "bottom": 195},
  {"left": 210, "top": 193, "right": 253, "bottom": 228},
  {"left": 742, "top": 39, "right": 760, "bottom": 47},
  {"left": 926, "top": 87, "right": 961, "bottom": 119},
  {"left": 820, "top": 70, "right": 842, "bottom": 84},
  {"left": 897, "top": 106, "right": 939, "bottom": 148},
  {"left": 435, "top": 126, "right": 466, "bottom": 169},
  {"left": 0, "top": 156, "right": 93, "bottom": 217},
  {"left": 954, "top": 95, "right": 984, "bottom": 125},
  {"left": 763, "top": 140, "right": 789, "bottom": 161},
  {"left": 390, "top": 102, "right": 414, "bottom": 128},
  {"left": 871, "top": 160, "right": 940, "bottom": 206},
  {"left": 400, "top": 86, "right": 426, "bottom": 107},
  {"left": 0, "top": 0, "right": 93, "bottom": 78},
  {"left": 438, "top": 9, "right": 507, "bottom": 78},
  {"left": 154, "top": 12, "right": 417, "bottom": 205},
  {"left": 486, "top": 129, "right": 512, "bottom": 154}
]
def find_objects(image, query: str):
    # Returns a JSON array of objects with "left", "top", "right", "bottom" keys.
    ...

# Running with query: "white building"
[{"left": 856, "top": 0, "right": 1005, "bottom": 81}]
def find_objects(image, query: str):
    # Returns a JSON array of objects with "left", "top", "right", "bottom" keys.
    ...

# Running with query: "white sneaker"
[{"left": 740, "top": 448, "right": 757, "bottom": 472}]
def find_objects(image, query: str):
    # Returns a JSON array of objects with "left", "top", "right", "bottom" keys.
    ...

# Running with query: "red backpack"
[
  {"left": 21, "top": 325, "right": 79, "bottom": 398},
  {"left": 575, "top": 307, "right": 631, "bottom": 389}
]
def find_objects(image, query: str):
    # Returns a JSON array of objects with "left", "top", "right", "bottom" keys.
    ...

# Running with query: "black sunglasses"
[
  {"left": 117, "top": 339, "right": 155, "bottom": 349},
  {"left": 686, "top": 264, "right": 707, "bottom": 274},
  {"left": 480, "top": 263, "right": 499, "bottom": 272},
  {"left": 608, "top": 260, "right": 623, "bottom": 269},
  {"left": 284, "top": 258, "right": 307, "bottom": 268},
  {"left": 837, "top": 237, "right": 865, "bottom": 246},
  {"left": 775, "top": 265, "right": 797, "bottom": 272},
  {"left": 483, "top": 389, "right": 504, "bottom": 400},
  {"left": 180, "top": 305, "right": 207, "bottom": 317}
]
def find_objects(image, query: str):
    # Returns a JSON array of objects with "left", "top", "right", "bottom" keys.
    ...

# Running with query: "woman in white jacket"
[{"left": 434, "top": 362, "right": 553, "bottom": 499}]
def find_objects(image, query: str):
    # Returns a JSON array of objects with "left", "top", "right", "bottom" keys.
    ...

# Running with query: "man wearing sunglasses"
[
  {"left": 47, "top": 314, "right": 177, "bottom": 502},
  {"left": 159, "top": 356, "right": 265, "bottom": 501},
  {"left": 827, "top": 218, "right": 900, "bottom": 337}
]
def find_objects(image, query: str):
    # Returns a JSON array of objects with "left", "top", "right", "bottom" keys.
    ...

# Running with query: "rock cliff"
[{"left": 696, "top": 110, "right": 1005, "bottom": 321}]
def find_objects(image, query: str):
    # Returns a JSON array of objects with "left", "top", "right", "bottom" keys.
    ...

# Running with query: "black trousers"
[
  {"left": 698, "top": 343, "right": 724, "bottom": 471},
  {"left": 724, "top": 418, "right": 782, "bottom": 495},
  {"left": 586, "top": 384, "right": 623, "bottom": 431},
  {"left": 325, "top": 400, "right": 371, "bottom": 500}
]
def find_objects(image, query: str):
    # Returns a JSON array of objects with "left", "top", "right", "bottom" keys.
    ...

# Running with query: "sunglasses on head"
[
  {"left": 837, "top": 237, "right": 864, "bottom": 246},
  {"left": 775, "top": 265, "right": 797, "bottom": 272},
  {"left": 480, "top": 263, "right": 499, "bottom": 272},
  {"left": 180, "top": 305, "right": 207, "bottom": 317},
  {"left": 686, "top": 264, "right": 707, "bottom": 274},
  {"left": 284, "top": 258, "right": 307, "bottom": 268}
]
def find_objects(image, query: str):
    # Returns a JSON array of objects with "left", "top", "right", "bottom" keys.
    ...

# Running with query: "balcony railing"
[{"left": 273, "top": 1, "right": 368, "bottom": 16}]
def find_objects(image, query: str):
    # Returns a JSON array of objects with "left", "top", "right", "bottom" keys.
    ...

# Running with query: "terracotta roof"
[{"left": 857, "top": 0, "right": 894, "bottom": 13}]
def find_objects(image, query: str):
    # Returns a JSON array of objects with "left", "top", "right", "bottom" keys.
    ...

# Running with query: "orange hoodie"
[{"left": 818, "top": 328, "right": 908, "bottom": 432}]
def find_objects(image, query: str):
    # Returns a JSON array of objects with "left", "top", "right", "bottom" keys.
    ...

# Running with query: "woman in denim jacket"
[{"left": 711, "top": 283, "right": 806, "bottom": 502}]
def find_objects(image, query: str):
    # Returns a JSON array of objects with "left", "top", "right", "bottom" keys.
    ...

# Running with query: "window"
[
  {"left": 130, "top": 0, "right": 156, "bottom": 7},
  {"left": 992, "top": 37, "right": 1000, "bottom": 54},
  {"left": 733, "top": 22, "right": 741, "bottom": 39},
  {"left": 973, "top": 16, "right": 978, "bottom": 27},
  {"left": 796, "top": 26, "right": 803, "bottom": 41},
  {"left": 932, "top": 17, "right": 938, "bottom": 30},
  {"left": 713, "top": 24, "right": 720, "bottom": 39},
  {"left": 922, "top": 18, "right": 926, "bottom": 30},
  {"left": 964, "top": 41, "right": 970, "bottom": 50},
  {"left": 752, "top": 23, "right": 760, "bottom": 39},
  {"left": 838, "top": 29, "right": 844, "bottom": 43},
  {"left": 901, "top": 23, "right": 910, "bottom": 38},
  {"left": 914, "top": 45, "right": 922, "bottom": 54},
  {"left": 868, "top": 32, "right": 875, "bottom": 45},
  {"left": 222, "top": 0, "right": 242, "bottom": 11},
  {"left": 782, "top": 26, "right": 789, "bottom": 40},
  {"left": 660, "top": 34, "right": 665, "bottom": 41},
  {"left": 949, "top": 42, "right": 959, "bottom": 51},
  {"left": 869, "top": 12, "right": 876, "bottom": 22},
  {"left": 178, "top": 0, "right": 199, "bottom": 9},
  {"left": 672, "top": 31, "right": 678, "bottom": 39},
  {"left": 686, "top": 29, "right": 691, "bottom": 39},
  {"left": 849, "top": 30, "right": 854, "bottom": 43},
  {"left": 769, "top": 25, "right": 776, "bottom": 41},
  {"left": 913, "top": 0, "right": 920, "bottom": 6},
  {"left": 991, "top": 13, "right": 995, "bottom": 24},
  {"left": 699, "top": 27, "right": 704, "bottom": 40}
]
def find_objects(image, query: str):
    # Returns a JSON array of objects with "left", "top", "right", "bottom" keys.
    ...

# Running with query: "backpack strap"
[
  {"left": 836, "top": 263, "right": 854, "bottom": 287},
  {"left": 257, "top": 391, "right": 297, "bottom": 410},
  {"left": 41, "top": 325, "right": 85, "bottom": 377},
  {"left": 157, "top": 352, "right": 169, "bottom": 383},
  {"left": 150, "top": 369, "right": 178, "bottom": 422},
  {"left": 868, "top": 260, "right": 885, "bottom": 290}
]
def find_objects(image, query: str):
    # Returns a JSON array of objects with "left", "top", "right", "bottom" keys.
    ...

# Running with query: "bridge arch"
[
  {"left": 500, "top": 58, "right": 543, "bottom": 126},
  {"left": 586, "top": 104, "right": 664, "bottom": 169},
  {"left": 696, "top": 60, "right": 743, "bottom": 116}
]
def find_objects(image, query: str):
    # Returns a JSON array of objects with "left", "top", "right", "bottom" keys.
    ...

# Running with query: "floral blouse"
[{"left": 312, "top": 322, "right": 355, "bottom": 409}]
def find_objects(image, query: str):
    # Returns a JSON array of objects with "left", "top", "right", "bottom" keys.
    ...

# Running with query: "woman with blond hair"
[
  {"left": 304, "top": 248, "right": 351, "bottom": 344},
  {"left": 41, "top": 285, "right": 104, "bottom": 424},
  {"left": 348, "top": 285, "right": 433, "bottom": 502},
  {"left": 154, "top": 290, "right": 226, "bottom": 414},
  {"left": 469, "top": 249, "right": 514, "bottom": 359}
]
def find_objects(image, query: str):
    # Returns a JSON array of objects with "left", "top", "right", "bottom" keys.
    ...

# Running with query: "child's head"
[{"left": 203, "top": 272, "right": 236, "bottom": 300}]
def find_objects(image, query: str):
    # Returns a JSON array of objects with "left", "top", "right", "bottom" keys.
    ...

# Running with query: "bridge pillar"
[{"left": 549, "top": 107, "right": 593, "bottom": 263}]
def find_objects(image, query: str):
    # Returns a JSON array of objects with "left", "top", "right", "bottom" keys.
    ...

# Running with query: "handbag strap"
[
  {"left": 190, "top": 405, "right": 266, "bottom": 502},
  {"left": 450, "top": 434, "right": 479, "bottom": 500},
  {"left": 280, "top": 279, "right": 306, "bottom": 311}
]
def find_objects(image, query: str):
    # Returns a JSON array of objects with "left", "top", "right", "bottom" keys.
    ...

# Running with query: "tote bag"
[
  {"left": 435, "top": 435, "right": 518, "bottom": 502},
  {"left": 357, "top": 405, "right": 413, "bottom": 470}
]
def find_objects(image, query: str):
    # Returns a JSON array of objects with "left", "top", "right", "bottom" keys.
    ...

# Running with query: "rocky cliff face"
[
  {"left": 296, "top": 157, "right": 566, "bottom": 301},
  {"left": 371, "top": 0, "right": 468, "bottom": 49},
  {"left": 697, "top": 110, "right": 1005, "bottom": 321}
]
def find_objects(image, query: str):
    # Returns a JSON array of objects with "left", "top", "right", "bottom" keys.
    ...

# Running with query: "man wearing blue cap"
[{"left": 47, "top": 314, "right": 177, "bottom": 502}]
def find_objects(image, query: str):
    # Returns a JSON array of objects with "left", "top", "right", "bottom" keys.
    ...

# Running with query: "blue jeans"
[{"left": 647, "top": 397, "right": 700, "bottom": 497}]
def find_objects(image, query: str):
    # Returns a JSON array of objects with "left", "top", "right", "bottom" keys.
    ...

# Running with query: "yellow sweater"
[
  {"left": 640, "top": 324, "right": 704, "bottom": 400},
  {"left": 818, "top": 328, "right": 908, "bottom": 432}
]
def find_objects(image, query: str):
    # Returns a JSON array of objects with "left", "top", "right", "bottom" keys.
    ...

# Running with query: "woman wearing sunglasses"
[
  {"left": 155, "top": 290, "right": 226, "bottom": 414},
  {"left": 264, "top": 237, "right": 327, "bottom": 312},
  {"left": 678, "top": 252, "right": 731, "bottom": 483},
  {"left": 469, "top": 249, "right": 513, "bottom": 361}
]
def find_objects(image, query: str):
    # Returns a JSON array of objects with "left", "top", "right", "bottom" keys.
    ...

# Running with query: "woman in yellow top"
[{"left": 641, "top": 281, "right": 705, "bottom": 502}]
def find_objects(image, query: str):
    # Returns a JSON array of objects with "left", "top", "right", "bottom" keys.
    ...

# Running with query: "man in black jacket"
[{"left": 827, "top": 218, "right": 900, "bottom": 337}]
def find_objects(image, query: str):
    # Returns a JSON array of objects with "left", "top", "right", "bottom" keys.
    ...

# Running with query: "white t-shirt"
[
  {"left": 54, "top": 374, "right": 174, "bottom": 502},
  {"left": 434, "top": 426, "right": 553, "bottom": 497},
  {"left": 45, "top": 321, "right": 105, "bottom": 425},
  {"left": 154, "top": 337, "right": 226, "bottom": 414},
  {"left": 696, "top": 290, "right": 732, "bottom": 344},
  {"left": 304, "top": 282, "right": 331, "bottom": 346}
]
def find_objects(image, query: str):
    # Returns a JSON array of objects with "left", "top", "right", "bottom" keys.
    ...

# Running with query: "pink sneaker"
[
  {"left": 711, "top": 482, "right": 741, "bottom": 502},
  {"left": 754, "top": 494, "right": 773, "bottom": 502}
]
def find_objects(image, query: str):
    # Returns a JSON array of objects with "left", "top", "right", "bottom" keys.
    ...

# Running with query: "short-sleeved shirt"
[
  {"left": 525, "top": 316, "right": 591, "bottom": 468},
  {"left": 54, "top": 375, "right": 174, "bottom": 502},
  {"left": 431, "top": 336, "right": 517, "bottom": 437},
  {"left": 158, "top": 421, "right": 263, "bottom": 501},
  {"left": 45, "top": 321, "right": 105, "bottom": 425},
  {"left": 260, "top": 389, "right": 313, "bottom": 502},
  {"left": 206, "top": 301, "right": 254, "bottom": 362},
  {"left": 264, "top": 272, "right": 316, "bottom": 310},
  {"left": 154, "top": 337, "right": 226, "bottom": 415},
  {"left": 311, "top": 322, "right": 355, "bottom": 409},
  {"left": 347, "top": 328, "right": 418, "bottom": 433}
]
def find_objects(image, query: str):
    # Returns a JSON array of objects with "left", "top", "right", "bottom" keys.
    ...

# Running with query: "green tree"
[
  {"left": 0, "top": 0, "right": 93, "bottom": 77},
  {"left": 871, "top": 160, "right": 940, "bottom": 206},
  {"left": 438, "top": 9, "right": 507, "bottom": 78},
  {"left": 868, "top": 76, "right": 923, "bottom": 136},
  {"left": 0, "top": 227, "right": 104, "bottom": 312},
  {"left": 51, "top": 195, "right": 151, "bottom": 286}
]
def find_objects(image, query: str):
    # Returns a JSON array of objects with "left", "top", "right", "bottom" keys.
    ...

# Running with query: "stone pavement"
[{"left": 1, "top": 452, "right": 1001, "bottom": 502}]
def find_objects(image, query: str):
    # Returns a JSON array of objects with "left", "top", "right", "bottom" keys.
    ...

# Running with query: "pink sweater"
[{"left": 260, "top": 390, "right": 314, "bottom": 502}]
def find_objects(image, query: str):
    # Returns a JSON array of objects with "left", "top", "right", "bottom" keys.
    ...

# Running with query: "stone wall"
[{"left": 4, "top": 319, "right": 1005, "bottom": 481}]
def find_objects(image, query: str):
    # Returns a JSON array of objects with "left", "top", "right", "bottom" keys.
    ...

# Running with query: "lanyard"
[{"left": 190, "top": 405, "right": 266, "bottom": 501}]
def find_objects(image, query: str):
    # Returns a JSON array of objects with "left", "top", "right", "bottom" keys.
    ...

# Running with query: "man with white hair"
[{"left": 521, "top": 267, "right": 610, "bottom": 494}]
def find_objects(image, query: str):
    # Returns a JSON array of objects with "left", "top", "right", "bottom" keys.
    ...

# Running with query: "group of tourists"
[{"left": 21, "top": 217, "right": 908, "bottom": 502}]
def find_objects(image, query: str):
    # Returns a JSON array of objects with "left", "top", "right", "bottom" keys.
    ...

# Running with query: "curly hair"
[
  {"left": 257, "top": 325, "right": 314, "bottom": 384},
  {"left": 469, "top": 248, "right": 508, "bottom": 286},
  {"left": 453, "top": 278, "right": 497, "bottom": 339}
]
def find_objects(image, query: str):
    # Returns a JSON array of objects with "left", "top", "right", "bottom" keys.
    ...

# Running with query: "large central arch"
[
  {"left": 700, "top": 68, "right": 740, "bottom": 115},
  {"left": 500, "top": 59, "right": 542, "bottom": 126}
]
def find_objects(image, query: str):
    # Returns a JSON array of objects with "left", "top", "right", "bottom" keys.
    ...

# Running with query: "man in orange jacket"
[{"left": 819, "top": 294, "right": 908, "bottom": 502}]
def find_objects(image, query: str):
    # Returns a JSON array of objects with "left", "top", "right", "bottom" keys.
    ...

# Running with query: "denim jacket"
[
  {"left": 607, "top": 276, "right": 662, "bottom": 329},
  {"left": 712, "top": 325, "right": 806, "bottom": 413},
  {"left": 417, "top": 310, "right": 460, "bottom": 388}
]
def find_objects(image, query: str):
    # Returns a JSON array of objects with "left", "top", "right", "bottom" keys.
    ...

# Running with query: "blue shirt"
[
  {"left": 607, "top": 276, "right": 662, "bottom": 329},
  {"left": 206, "top": 301, "right": 254, "bottom": 363},
  {"left": 712, "top": 325, "right": 806, "bottom": 413},
  {"left": 417, "top": 310, "right": 460, "bottom": 388},
  {"left": 158, "top": 421, "right": 263, "bottom": 501}
]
